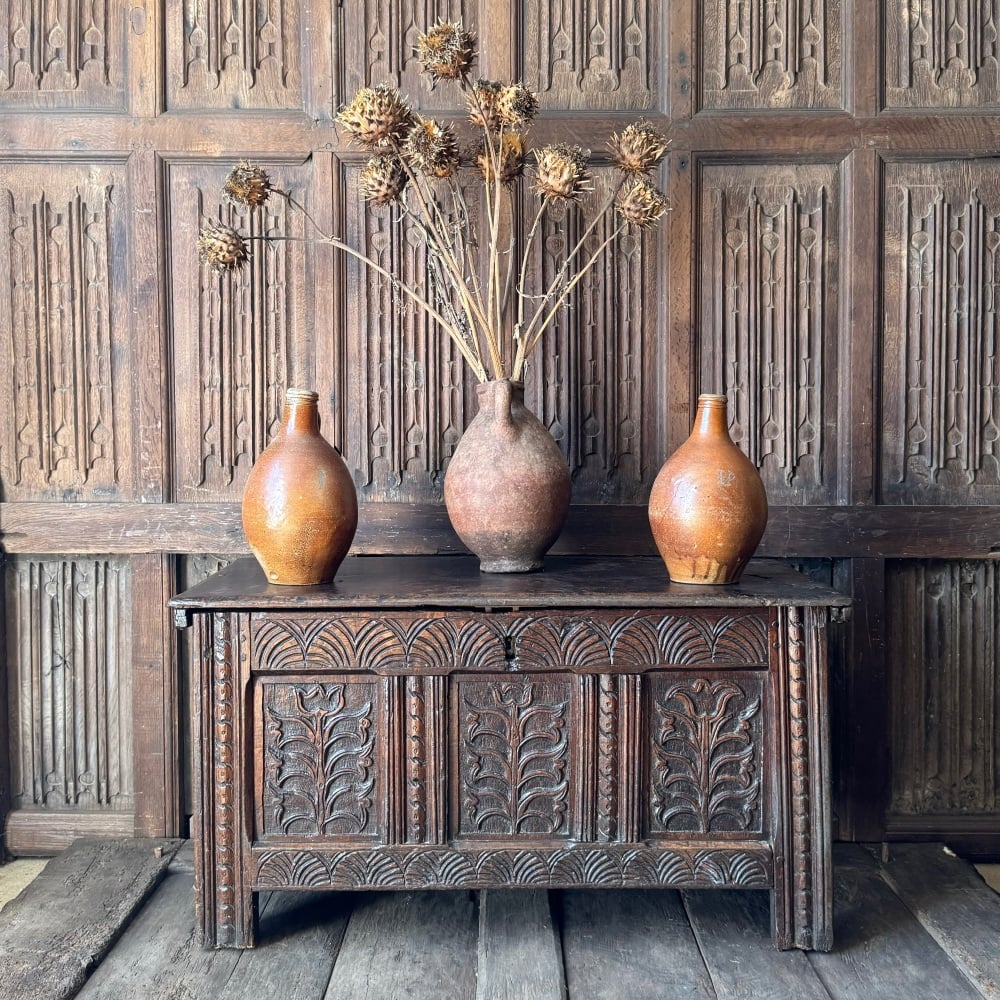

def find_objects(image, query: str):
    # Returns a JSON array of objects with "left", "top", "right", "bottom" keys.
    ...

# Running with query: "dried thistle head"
[
  {"left": 498, "top": 83, "right": 539, "bottom": 127},
  {"left": 415, "top": 20, "right": 476, "bottom": 82},
  {"left": 337, "top": 84, "right": 414, "bottom": 149},
  {"left": 223, "top": 162, "right": 272, "bottom": 207},
  {"left": 609, "top": 120, "right": 669, "bottom": 175},
  {"left": 477, "top": 132, "right": 526, "bottom": 186},
  {"left": 359, "top": 155, "right": 408, "bottom": 206},
  {"left": 615, "top": 177, "right": 670, "bottom": 229},
  {"left": 197, "top": 219, "right": 250, "bottom": 273},
  {"left": 533, "top": 143, "right": 590, "bottom": 202},
  {"left": 467, "top": 79, "right": 504, "bottom": 131},
  {"left": 405, "top": 117, "right": 461, "bottom": 179}
]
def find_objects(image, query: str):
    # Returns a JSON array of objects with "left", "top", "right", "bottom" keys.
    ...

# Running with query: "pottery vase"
[
  {"left": 648, "top": 393, "right": 767, "bottom": 584},
  {"left": 242, "top": 388, "right": 358, "bottom": 585},
  {"left": 444, "top": 379, "right": 571, "bottom": 573}
]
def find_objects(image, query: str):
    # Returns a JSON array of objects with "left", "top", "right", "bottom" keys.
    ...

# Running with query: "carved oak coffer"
[{"left": 170, "top": 555, "right": 849, "bottom": 951}]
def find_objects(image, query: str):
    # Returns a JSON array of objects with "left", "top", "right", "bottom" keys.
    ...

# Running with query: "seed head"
[
  {"left": 615, "top": 177, "right": 670, "bottom": 229},
  {"left": 608, "top": 120, "right": 669, "bottom": 175},
  {"left": 223, "top": 162, "right": 272, "bottom": 207},
  {"left": 197, "top": 219, "right": 250, "bottom": 274},
  {"left": 405, "top": 117, "right": 461, "bottom": 179},
  {"left": 498, "top": 83, "right": 539, "bottom": 127},
  {"left": 359, "top": 155, "right": 408, "bottom": 207},
  {"left": 467, "top": 79, "right": 504, "bottom": 132},
  {"left": 534, "top": 144, "right": 590, "bottom": 202},
  {"left": 415, "top": 21, "right": 476, "bottom": 82},
  {"left": 337, "top": 84, "right": 414, "bottom": 150},
  {"left": 477, "top": 132, "right": 527, "bottom": 186}
]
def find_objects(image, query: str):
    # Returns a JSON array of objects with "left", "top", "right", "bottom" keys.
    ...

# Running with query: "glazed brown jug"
[
  {"left": 242, "top": 388, "right": 358, "bottom": 585},
  {"left": 648, "top": 393, "right": 767, "bottom": 584},
  {"left": 444, "top": 379, "right": 571, "bottom": 572}
]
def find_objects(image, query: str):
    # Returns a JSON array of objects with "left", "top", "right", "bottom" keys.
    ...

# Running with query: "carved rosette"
[
  {"left": 701, "top": 0, "right": 843, "bottom": 109},
  {"left": 262, "top": 681, "right": 377, "bottom": 837},
  {"left": 254, "top": 845, "right": 772, "bottom": 889},
  {"left": 649, "top": 676, "right": 763, "bottom": 834},
  {"left": 459, "top": 679, "right": 572, "bottom": 837},
  {"left": 882, "top": 163, "right": 1000, "bottom": 502}
]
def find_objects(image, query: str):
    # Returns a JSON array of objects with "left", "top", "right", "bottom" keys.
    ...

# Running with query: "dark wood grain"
[
  {"left": 170, "top": 555, "right": 850, "bottom": 614},
  {"left": 477, "top": 890, "right": 565, "bottom": 1000},
  {"left": 322, "top": 892, "right": 477, "bottom": 1000},
  {"left": 560, "top": 889, "right": 715, "bottom": 999},
  {"left": 876, "top": 843, "right": 1000, "bottom": 998},
  {"left": 0, "top": 838, "right": 178, "bottom": 1000},
  {"left": 806, "top": 845, "right": 984, "bottom": 1000},
  {"left": 682, "top": 890, "right": 831, "bottom": 999}
]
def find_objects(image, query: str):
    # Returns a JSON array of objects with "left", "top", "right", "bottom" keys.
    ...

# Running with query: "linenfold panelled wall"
[{"left": 0, "top": 3, "right": 998, "bottom": 855}]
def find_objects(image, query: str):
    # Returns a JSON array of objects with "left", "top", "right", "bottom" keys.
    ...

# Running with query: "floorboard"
[
  {"left": 477, "top": 890, "right": 565, "bottom": 1000},
  {"left": 560, "top": 888, "right": 714, "bottom": 999},
  {"left": 807, "top": 845, "right": 985, "bottom": 1000},
  {"left": 0, "top": 837, "right": 178, "bottom": 1000},
  {"left": 876, "top": 844, "right": 1000, "bottom": 1000},
  {"left": 7, "top": 839, "right": 998, "bottom": 999},
  {"left": 323, "top": 891, "right": 478, "bottom": 1000},
  {"left": 683, "top": 889, "right": 831, "bottom": 999}
]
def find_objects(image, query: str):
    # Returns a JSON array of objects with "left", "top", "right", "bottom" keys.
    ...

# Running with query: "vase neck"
[
  {"left": 283, "top": 388, "right": 320, "bottom": 434},
  {"left": 693, "top": 393, "right": 730, "bottom": 437}
]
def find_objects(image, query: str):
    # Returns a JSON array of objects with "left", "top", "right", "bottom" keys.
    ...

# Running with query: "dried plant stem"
[
  {"left": 514, "top": 196, "right": 549, "bottom": 350},
  {"left": 512, "top": 182, "right": 625, "bottom": 377},
  {"left": 512, "top": 223, "right": 624, "bottom": 382}
]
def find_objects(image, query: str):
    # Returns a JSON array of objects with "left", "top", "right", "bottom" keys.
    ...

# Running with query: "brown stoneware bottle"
[
  {"left": 241, "top": 388, "right": 358, "bottom": 585},
  {"left": 648, "top": 393, "right": 767, "bottom": 584},
  {"left": 444, "top": 379, "right": 571, "bottom": 573}
]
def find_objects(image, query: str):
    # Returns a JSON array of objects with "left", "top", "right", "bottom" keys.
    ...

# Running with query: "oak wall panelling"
[{"left": 2, "top": 2, "right": 1000, "bottom": 857}]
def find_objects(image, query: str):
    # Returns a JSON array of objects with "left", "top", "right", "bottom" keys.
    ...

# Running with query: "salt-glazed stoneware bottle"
[
  {"left": 242, "top": 388, "right": 358, "bottom": 585},
  {"left": 444, "top": 379, "right": 571, "bottom": 572},
  {"left": 648, "top": 393, "right": 767, "bottom": 584}
]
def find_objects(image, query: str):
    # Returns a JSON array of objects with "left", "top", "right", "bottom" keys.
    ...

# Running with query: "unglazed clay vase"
[
  {"left": 648, "top": 393, "right": 767, "bottom": 584},
  {"left": 444, "top": 379, "right": 571, "bottom": 573},
  {"left": 242, "top": 388, "right": 358, "bottom": 585}
]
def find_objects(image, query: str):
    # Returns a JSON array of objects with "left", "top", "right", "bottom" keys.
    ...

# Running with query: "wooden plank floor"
[{"left": 4, "top": 842, "right": 999, "bottom": 999}]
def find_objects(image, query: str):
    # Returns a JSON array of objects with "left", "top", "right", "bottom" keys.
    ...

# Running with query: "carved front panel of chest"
[
  {"left": 647, "top": 672, "right": 766, "bottom": 836},
  {"left": 454, "top": 675, "right": 577, "bottom": 840},
  {"left": 258, "top": 678, "right": 379, "bottom": 839}
]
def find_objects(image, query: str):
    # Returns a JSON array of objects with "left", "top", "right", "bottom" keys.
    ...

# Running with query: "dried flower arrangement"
[{"left": 198, "top": 21, "right": 668, "bottom": 385}]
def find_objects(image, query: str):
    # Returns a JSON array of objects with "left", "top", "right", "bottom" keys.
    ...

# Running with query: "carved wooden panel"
[
  {"left": 888, "top": 561, "right": 999, "bottom": 816},
  {"left": 249, "top": 610, "right": 771, "bottom": 673},
  {"left": 523, "top": 0, "right": 657, "bottom": 110},
  {"left": 168, "top": 158, "right": 314, "bottom": 502},
  {"left": 0, "top": 0, "right": 125, "bottom": 109},
  {"left": 343, "top": 161, "right": 476, "bottom": 501},
  {"left": 254, "top": 844, "right": 773, "bottom": 889},
  {"left": 260, "top": 679, "right": 378, "bottom": 838},
  {"left": 6, "top": 556, "right": 133, "bottom": 813},
  {"left": 701, "top": 0, "right": 843, "bottom": 109},
  {"left": 885, "top": 0, "right": 1000, "bottom": 107},
  {"left": 165, "top": 1, "right": 303, "bottom": 111},
  {"left": 456, "top": 675, "right": 573, "bottom": 838},
  {"left": 882, "top": 161, "right": 1000, "bottom": 504},
  {"left": 522, "top": 167, "right": 664, "bottom": 503},
  {"left": 648, "top": 674, "right": 764, "bottom": 835},
  {"left": 341, "top": 0, "right": 474, "bottom": 110},
  {"left": 700, "top": 163, "right": 840, "bottom": 505},
  {"left": 0, "top": 161, "right": 134, "bottom": 500}
]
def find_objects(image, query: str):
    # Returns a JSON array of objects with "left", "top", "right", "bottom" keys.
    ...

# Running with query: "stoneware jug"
[
  {"left": 444, "top": 379, "right": 571, "bottom": 572},
  {"left": 242, "top": 388, "right": 358, "bottom": 585},
  {"left": 648, "top": 393, "right": 767, "bottom": 584}
]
